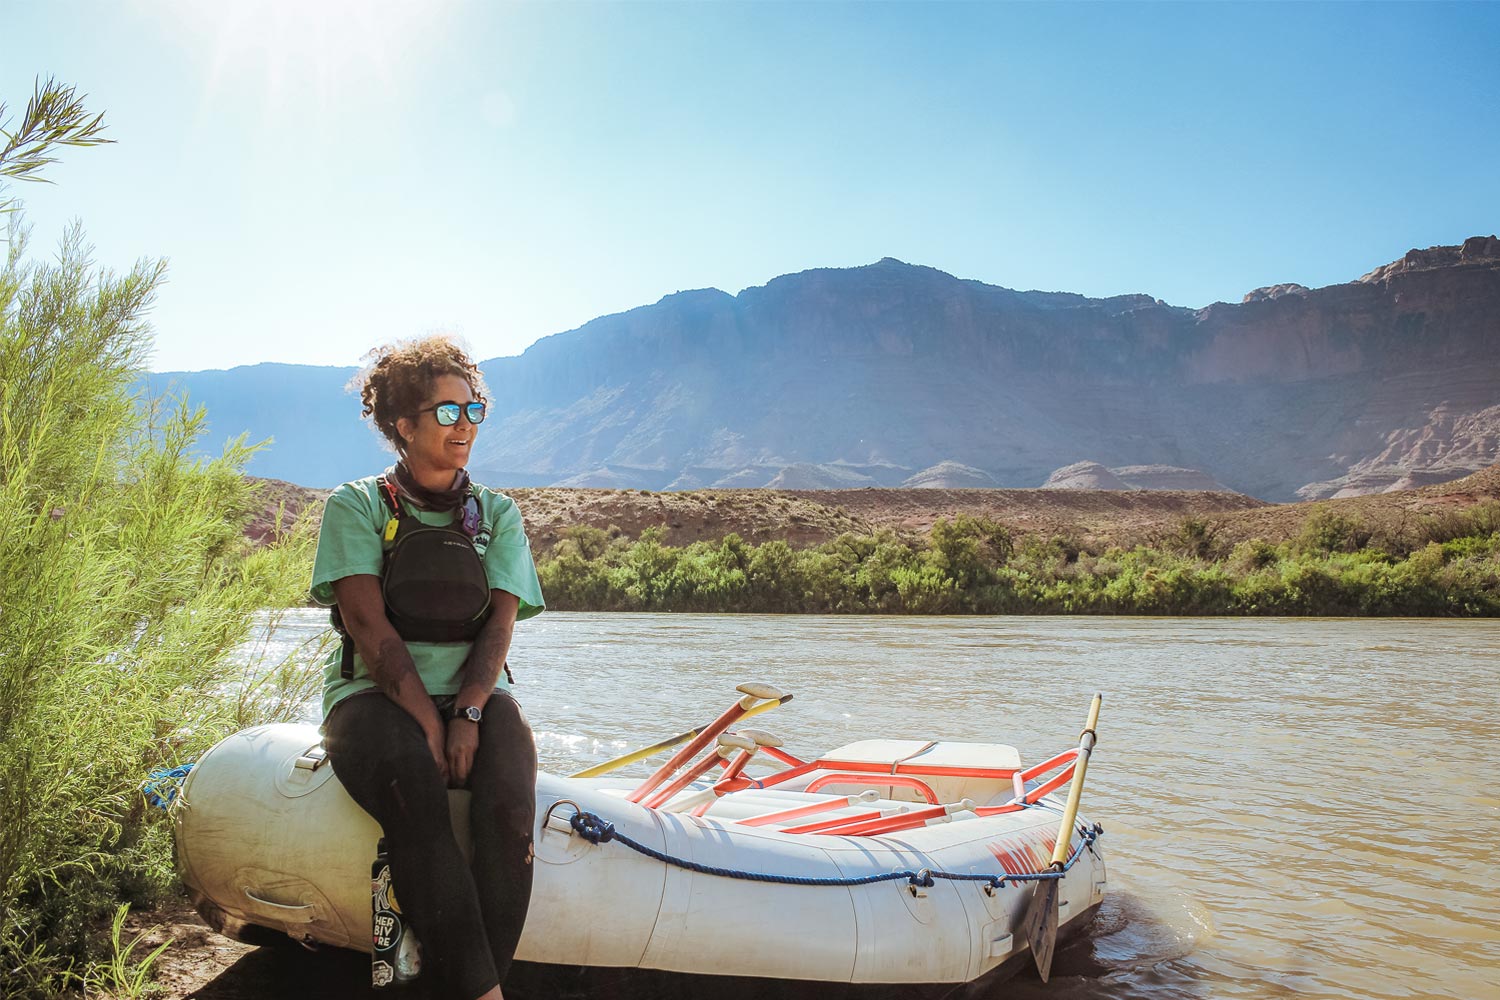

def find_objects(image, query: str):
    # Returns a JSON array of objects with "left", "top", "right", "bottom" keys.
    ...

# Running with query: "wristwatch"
[{"left": 452, "top": 705, "right": 483, "bottom": 724}]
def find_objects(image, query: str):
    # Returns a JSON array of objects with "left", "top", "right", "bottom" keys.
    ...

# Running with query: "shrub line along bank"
[{"left": 533, "top": 507, "right": 1500, "bottom": 616}]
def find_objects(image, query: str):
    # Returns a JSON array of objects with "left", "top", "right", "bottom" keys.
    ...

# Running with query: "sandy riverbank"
[{"left": 120, "top": 899, "right": 372, "bottom": 1000}]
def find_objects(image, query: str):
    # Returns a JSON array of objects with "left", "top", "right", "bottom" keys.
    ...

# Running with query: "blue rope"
[
  {"left": 142, "top": 764, "right": 195, "bottom": 811},
  {"left": 569, "top": 810, "right": 1102, "bottom": 890}
]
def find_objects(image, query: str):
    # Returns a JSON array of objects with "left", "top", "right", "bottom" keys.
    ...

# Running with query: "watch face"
[{"left": 461, "top": 706, "right": 482, "bottom": 723}]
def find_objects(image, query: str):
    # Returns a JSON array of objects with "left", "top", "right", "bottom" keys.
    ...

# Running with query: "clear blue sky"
[{"left": 6, "top": 1, "right": 1498, "bottom": 372}]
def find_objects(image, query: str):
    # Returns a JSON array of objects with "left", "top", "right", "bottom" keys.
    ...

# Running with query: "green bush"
[
  {"left": 1170, "top": 517, "right": 1223, "bottom": 559},
  {"left": 1228, "top": 538, "right": 1281, "bottom": 574},
  {"left": 1297, "top": 506, "right": 1373, "bottom": 555},
  {"left": 0, "top": 81, "right": 316, "bottom": 996},
  {"left": 1418, "top": 500, "right": 1500, "bottom": 546}
]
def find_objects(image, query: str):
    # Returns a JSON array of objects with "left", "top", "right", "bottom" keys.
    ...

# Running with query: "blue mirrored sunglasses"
[{"left": 415, "top": 400, "right": 487, "bottom": 426}]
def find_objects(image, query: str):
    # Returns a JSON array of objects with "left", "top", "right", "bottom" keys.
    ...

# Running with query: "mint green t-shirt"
[{"left": 310, "top": 476, "right": 545, "bottom": 717}]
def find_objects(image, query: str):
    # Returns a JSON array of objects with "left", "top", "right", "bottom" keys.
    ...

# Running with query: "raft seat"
[{"left": 819, "top": 739, "right": 1023, "bottom": 773}]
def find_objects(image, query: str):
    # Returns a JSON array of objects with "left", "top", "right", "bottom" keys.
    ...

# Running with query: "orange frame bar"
[
  {"left": 1022, "top": 762, "right": 1076, "bottom": 804},
  {"left": 805, "top": 773, "right": 940, "bottom": 804},
  {"left": 760, "top": 746, "right": 806, "bottom": 768},
  {"left": 751, "top": 760, "right": 823, "bottom": 790},
  {"left": 1018, "top": 748, "right": 1078, "bottom": 784}
]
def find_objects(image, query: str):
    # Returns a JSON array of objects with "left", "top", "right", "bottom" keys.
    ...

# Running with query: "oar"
[
  {"left": 718, "top": 728, "right": 781, "bottom": 785},
  {"left": 688, "top": 729, "right": 784, "bottom": 816},
  {"left": 628, "top": 683, "right": 786, "bottom": 803},
  {"left": 1022, "top": 693, "right": 1101, "bottom": 984},
  {"left": 570, "top": 690, "right": 794, "bottom": 779},
  {"left": 570, "top": 729, "right": 702, "bottom": 780},
  {"left": 645, "top": 733, "right": 758, "bottom": 809}
]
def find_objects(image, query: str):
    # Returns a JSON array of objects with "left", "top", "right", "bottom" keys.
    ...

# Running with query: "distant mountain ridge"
[
  {"left": 156, "top": 238, "right": 1500, "bottom": 500},
  {"left": 145, "top": 363, "right": 386, "bottom": 487}
]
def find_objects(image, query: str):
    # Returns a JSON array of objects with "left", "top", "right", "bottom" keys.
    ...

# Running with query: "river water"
[{"left": 261, "top": 610, "right": 1500, "bottom": 999}]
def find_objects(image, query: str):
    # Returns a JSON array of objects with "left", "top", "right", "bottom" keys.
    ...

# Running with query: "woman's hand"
[
  {"left": 444, "top": 592, "right": 519, "bottom": 790},
  {"left": 446, "top": 715, "right": 480, "bottom": 787}
]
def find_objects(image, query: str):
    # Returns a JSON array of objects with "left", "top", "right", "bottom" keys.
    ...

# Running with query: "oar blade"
[{"left": 1022, "top": 878, "right": 1060, "bottom": 982}]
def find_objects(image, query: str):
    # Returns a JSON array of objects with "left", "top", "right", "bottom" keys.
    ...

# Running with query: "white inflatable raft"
[{"left": 174, "top": 690, "right": 1106, "bottom": 994}]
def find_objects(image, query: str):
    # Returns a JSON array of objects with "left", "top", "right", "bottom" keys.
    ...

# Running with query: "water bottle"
[{"left": 371, "top": 838, "right": 422, "bottom": 988}]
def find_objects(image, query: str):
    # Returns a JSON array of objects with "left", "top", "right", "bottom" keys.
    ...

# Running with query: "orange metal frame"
[
  {"left": 804, "top": 773, "right": 941, "bottom": 804},
  {"left": 641, "top": 733, "right": 1082, "bottom": 840}
]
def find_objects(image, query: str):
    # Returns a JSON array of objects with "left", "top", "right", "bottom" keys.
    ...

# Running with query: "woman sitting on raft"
[{"left": 311, "top": 335, "right": 545, "bottom": 1000}]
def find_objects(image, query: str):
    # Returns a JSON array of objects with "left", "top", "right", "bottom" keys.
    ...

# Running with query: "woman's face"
[{"left": 396, "top": 373, "right": 481, "bottom": 472}]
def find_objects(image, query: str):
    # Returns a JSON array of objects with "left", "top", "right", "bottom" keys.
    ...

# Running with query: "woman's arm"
[
  {"left": 331, "top": 574, "right": 450, "bottom": 783},
  {"left": 446, "top": 590, "right": 520, "bottom": 785}
]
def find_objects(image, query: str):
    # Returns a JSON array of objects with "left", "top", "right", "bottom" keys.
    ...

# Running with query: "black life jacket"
[{"left": 333, "top": 475, "right": 492, "bottom": 679}]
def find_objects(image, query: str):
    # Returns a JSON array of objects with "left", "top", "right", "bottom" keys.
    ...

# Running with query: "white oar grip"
[
  {"left": 850, "top": 790, "right": 880, "bottom": 804},
  {"left": 717, "top": 733, "right": 757, "bottom": 753},
  {"left": 736, "top": 682, "right": 786, "bottom": 701},
  {"left": 737, "top": 728, "right": 783, "bottom": 748}
]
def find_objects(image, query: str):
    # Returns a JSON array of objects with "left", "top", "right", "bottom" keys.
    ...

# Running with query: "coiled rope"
[
  {"left": 568, "top": 809, "right": 1103, "bottom": 890},
  {"left": 143, "top": 764, "right": 195, "bottom": 811}
]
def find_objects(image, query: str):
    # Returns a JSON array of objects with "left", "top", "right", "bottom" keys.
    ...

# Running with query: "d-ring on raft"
[{"left": 171, "top": 686, "right": 1106, "bottom": 995}]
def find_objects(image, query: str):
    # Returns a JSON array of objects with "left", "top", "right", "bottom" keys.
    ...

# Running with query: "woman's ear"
[{"left": 395, "top": 415, "right": 414, "bottom": 446}]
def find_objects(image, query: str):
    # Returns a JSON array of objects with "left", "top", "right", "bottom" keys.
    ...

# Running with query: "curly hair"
[{"left": 351, "top": 335, "right": 489, "bottom": 452}]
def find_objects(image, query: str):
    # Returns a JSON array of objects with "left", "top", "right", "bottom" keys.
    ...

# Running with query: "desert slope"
[{"left": 257, "top": 462, "right": 1500, "bottom": 555}]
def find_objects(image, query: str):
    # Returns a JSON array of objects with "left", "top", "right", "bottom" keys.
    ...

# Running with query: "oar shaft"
[
  {"left": 645, "top": 745, "right": 737, "bottom": 809},
  {"left": 569, "top": 727, "right": 703, "bottom": 779},
  {"left": 1047, "top": 693, "right": 1102, "bottom": 868},
  {"left": 719, "top": 749, "right": 755, "bottom": 783},
  {"left": 689, "top": 749, "right": 758, "bottom": 816},
  {"left": 741, "top": 695, "right": 792, "bottom": 722},
  {"left": 569, "top": 694, "right": 794, "bottom": 780},
  {"left": 629, "top": 697, "right": 756, "bottom": 803}
]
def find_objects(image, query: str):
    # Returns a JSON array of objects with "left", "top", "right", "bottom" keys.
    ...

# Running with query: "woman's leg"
[
  {"left": 324, "top": 693, "right": 501, "bottom": 1000},
  {"left": 467, "top": 690, "right": 538, "bottom": 985}
]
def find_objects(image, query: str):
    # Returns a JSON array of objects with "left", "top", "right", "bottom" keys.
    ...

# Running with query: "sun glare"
[{"left": 152, "top": 0, "right": 451, "bottom": 113}]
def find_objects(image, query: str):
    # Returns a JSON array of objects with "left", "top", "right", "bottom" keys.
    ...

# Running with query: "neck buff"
[{"left": 388, "top": 461, "right": 472, "bottom": 513}]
